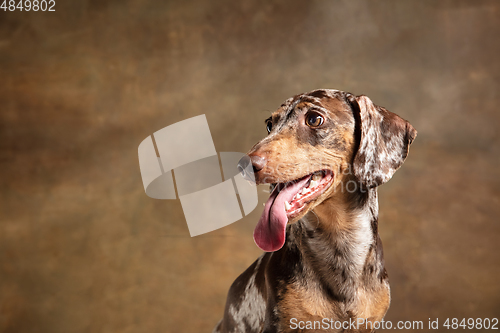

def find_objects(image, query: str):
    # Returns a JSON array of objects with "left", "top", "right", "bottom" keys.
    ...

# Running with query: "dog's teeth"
[
  {"left": 284, "top": 201, "right": 292, "bottom": 211},
  {"left": 301, "top": 187, "right": 309, "bottom": 195},
  {"left": 312, "top": 173, "right": 322, "bottom": 182},
  {"left": 309, "top": 179, "right": 318, "bottom": 188}
]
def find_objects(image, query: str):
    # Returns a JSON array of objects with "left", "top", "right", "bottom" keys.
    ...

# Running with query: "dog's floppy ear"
[{"left": 347, "top": 94, "right": 417, "bottom": 188}]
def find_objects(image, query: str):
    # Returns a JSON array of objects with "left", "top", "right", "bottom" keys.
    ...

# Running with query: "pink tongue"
[{"left": 253, "top": 176, "right": 311, "bottom": 252}]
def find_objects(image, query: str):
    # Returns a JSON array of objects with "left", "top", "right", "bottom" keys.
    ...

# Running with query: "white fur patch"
[
  {"left": 228, "top": 256, "right": 266, "bottom": 332},
  {"left": 350, "top": 208, "right": 374, "bottom": 276}
]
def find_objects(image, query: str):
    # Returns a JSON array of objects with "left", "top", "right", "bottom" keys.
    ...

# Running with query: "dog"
[{"left": 213, "top": 89, "right": 417, "bottom": 333}]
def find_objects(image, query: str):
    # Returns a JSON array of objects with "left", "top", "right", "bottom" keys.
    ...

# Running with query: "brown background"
[{"left": 1, "top": 1, "right": 499, "bottom": 332}]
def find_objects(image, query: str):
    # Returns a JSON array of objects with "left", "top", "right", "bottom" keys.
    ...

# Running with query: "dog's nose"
[
  {"left": 237, "top": 154, "right": 266, "bottom": 181},
  {"left": 250, "top": 155, "right": 266, "bottom": 173}
]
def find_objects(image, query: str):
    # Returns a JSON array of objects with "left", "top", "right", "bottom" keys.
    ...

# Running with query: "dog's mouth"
[{"left": 253, "top": 170, "right": 334, "bottom": 252}]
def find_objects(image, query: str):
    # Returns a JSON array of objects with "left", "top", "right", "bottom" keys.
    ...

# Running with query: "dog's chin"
[{"left": 278, "top": 170, "right": 335, "bottom": 224}]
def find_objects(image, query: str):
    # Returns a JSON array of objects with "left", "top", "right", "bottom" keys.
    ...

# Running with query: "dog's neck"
[{"left": 292, "top": 185, "right": 384, "bottom": 303}]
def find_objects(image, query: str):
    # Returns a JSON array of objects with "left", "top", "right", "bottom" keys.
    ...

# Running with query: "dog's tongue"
[{"left": 254, "top": 176, "right": 310, "bottom": 252}]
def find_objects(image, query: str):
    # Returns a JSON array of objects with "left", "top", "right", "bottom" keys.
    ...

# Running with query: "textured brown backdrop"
[{"left": 1, "top": 1, "right": 499, "bottom": 332}]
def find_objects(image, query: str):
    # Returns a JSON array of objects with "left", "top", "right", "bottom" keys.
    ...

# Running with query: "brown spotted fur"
[{"left": 213, "top": 89, "right": 416, "bottom": 333}]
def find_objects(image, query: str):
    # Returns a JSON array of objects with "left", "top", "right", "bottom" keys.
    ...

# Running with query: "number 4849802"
[
  {"left": 1, "top": 0, "right": 56, "bottom": 11},
  {"left": 443, "top": 318, "right": 498, "bottom": 330}
]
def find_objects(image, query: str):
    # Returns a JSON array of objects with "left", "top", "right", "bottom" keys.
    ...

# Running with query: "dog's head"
[{"left": 239, "top": 89, "right": 416, "bottom": 252}]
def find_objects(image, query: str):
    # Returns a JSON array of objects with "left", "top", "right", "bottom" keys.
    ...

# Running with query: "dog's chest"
[{"left": 274, "top": 281, "right": 343, "bottom": 330}]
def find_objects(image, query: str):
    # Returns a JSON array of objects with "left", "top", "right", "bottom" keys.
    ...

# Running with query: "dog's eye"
[
  {"left": 266, "top": 120, "right": 273, "bottom": 133},
  {"left": 306, "top": 112, "right": 324, "bottom": 128}
]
